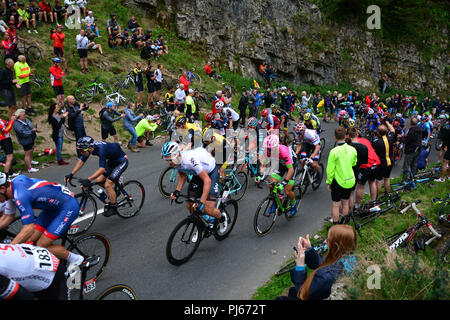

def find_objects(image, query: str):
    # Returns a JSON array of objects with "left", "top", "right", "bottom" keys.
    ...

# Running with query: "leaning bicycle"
[{"left": 74, "top": 76, "right": 111, "bottom": 103}]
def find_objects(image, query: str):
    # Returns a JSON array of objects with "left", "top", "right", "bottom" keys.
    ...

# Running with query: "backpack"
[{"left": 99, "top": 107, "right": 107, "bottom": 121}]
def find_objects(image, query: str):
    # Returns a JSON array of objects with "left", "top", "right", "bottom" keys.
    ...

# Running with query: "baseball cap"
[{"left": 188, "top": 89, "right": 194, "bottom": 94}]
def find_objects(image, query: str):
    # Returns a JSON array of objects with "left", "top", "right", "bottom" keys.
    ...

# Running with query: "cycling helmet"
[
  {"left": 106, "top": 101, "right": 114, "bottom": 108},
  {"left": 305, "top": 108, "right": 312, "bottom": 114},
  {"left": 161, "top": 141, "right": 180, "bottom": 158},
  {"left": 52, "top": 57, "right": 62, "bottom": 63},
  {"left": 175, "top": 116, "right": 187, "bottom": 127},
  {"left": 348, "top": 118, "right": 356, "bottom": 127},
  {"left": 294, "top": 123, "right": 306, "bottom": 135},
  {"left": 270, "top": 104, "right": 277, "bottom": 110},
  {"left": 303, "top": 113, "right": 311, "bottom": 121},
  {"left": 260, "top": 108, "right": 269, "bottom": 117},
  {"left": 339, "top": 110, "right": 347, "bottom": 116},
  {"left": 247, "top": 117, "right": 258, "bottom": 128},
  {"left": 0, "top": 172, "right": 7, "bottom": 186},
  {"left": 215, "top": 100, "right": 224, "bottom": 111},
  {"left": 76, "top": 136, "right": 94, "bottom": 150},
  {"left": 152, "top": 114, "right": 160, "bottom": 120},
  {"left": 205, "top": 112, "right": 214, "bottom": 122},
  {"left": 367, "top": 108, "right": 374, "bottom": 115},
  {"left": 202, "top": 127, "right": 213, "bottom": 142},
  {"left": 146, "top": 115, "right": 153, "bottom": 121},
  {"left": 263, "top": 134, "right": 279, "bottom": 156}
]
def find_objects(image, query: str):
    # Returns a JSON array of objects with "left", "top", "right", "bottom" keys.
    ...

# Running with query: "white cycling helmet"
[
  {"left": 367, "top": 108, "right": 374, "bottom": 115},
  {"left": 0, "top": 172, "right": 7, "bottom": 186}
]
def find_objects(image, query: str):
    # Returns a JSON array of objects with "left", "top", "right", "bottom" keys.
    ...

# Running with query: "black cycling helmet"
[
  {"left": 175, "top": 116, "right": 187, "bottom": 127},
  {"left": 76, "top": 136, "right": 95, "bottom": 150}
]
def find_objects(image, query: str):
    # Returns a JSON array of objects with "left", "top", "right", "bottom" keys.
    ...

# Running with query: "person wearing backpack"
[{"left": 99, "top": 101, "right": 125, "bottom": 143}]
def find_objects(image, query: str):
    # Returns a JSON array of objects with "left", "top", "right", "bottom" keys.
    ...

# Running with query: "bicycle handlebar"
[
  {"left": 401, "top": 201, "right": 442, "bottom": 239},
  {"left": 399, "top": 200, "right": 422, "bottom": 214}
]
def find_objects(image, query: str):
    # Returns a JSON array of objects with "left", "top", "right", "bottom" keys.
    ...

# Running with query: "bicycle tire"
[
  {"left": 63, "top": 124, "right": 77, "bottom": 141},
  {"left": 275, "top": 260, "right": 296, "bottom": 277},
  {"left": 253, "top": 196, "right": 278, "bottom": 237},
  {"left": 25, "top": 45, "right": 42, "bottom": 65},
  {"left": 299, "top": 171, "right": 309, "bottom": 195},
  {"left": 193, "top": 72, "right": 202, "bottom": 84},
  {"left": 69, "top": 194, "right": 98, "bottom": 236},
  {"left": 96, "top": 284, "right": 138, "bottom": 300},
  {"left": 115, "top": 180, "right": 145, "bottom": 219},
  {"left": 67, "top": 233, "right": 111, "bottom": 283},
  {"left": 74, "top": 88, "right": 94, "bottom": 103},
  {"left": 319, "top": 138, "right": 325, "bottom": 160},
  {"left": 166, "top": 216, "right": 202, "bottom": 266},
  {"left": 158, "top": 166, "right": 179, "bottom": 198},
  {"left": 441, "top": 240, "right": 450, "bottom": 263},
  {"left": 214, "top": 199, "right": 238, "bottom": 241},
  {"left": 437, "top": 198, "right": 449, "bottom": 224},
  {"left": 311, "top": 163, "right": 324, "bottom": 190},
  {"left": 230, "top": 171, "right": 248, "bottom": 202}
]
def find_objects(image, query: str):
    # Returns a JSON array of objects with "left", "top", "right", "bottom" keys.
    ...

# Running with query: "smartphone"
[{"left": 293, "top": 246, "right": 298, "bottom": 253}]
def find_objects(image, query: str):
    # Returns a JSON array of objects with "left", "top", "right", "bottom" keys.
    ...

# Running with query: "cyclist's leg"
[{"left": 104, "top": 159, "right": 129, "bottom": 205}]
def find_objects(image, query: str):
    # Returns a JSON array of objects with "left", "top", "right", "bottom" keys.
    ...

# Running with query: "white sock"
[{"left": 67, "top": 252, "right": 84, "bottom": 265}]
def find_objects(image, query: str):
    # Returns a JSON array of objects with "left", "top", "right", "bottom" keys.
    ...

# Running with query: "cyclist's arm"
[
  {"left": 0, "top": 275, "right": 36, "bottom": 300},
  {"left": 310, "top": 143, "right": 320, "bottom": 160},
  {"left": 284, "top": 165, "right": 294, "bottom": 182},
  {"left": 87, "top": 167, "right": 106, "bottom": 182},
  {"left": 175, "top": 171, "right": 187, "bottom": 193}
]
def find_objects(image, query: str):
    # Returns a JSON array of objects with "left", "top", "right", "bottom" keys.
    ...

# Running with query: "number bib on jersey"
[{"left": 30, "top": 246, "right": 60, "bottom": 272}]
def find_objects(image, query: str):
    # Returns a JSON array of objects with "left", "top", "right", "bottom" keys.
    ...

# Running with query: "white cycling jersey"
[
  {"left": 0, "top": 244, "right": 59, "bottom": 293},
  {"left": 0, "top": 200, "right": 16, "bottom": 215},
  {"left": 177, "top": 147, "right": 216, "bottom": 176},
  {"left": 222, "top": 107, "right": 240, "bottom": 122},
  {"left": 302, "top": 129, "right": 320, "bottom": 145}
]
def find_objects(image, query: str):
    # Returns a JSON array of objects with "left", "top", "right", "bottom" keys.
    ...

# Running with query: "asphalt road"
[{"left": 30, "top": 120, "right": 439, "bottom": 300}]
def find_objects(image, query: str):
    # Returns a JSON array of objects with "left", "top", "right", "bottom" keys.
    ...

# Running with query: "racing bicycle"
[
  {"left": 165, "top": 185, "right": 238, "bottom": 265},
  {"left": 100, "top": 91, "right": 128, "bottom": 107},
  {"left": 62, "top": 109, "right": 93, "bottom": 141},
  {"left": 17, "top": 41, "right": 42, "bottom": 65},
  {"left": 74, "top": 76, "right": 111, "bottom": 103},
  {"left": 295, "top": 158, "right": 324, "bottom": 196},
  {"left": 179, "top": 68, "right": 201, "bottom": 84},
  {"left": 108, "top": 71, "right": 136, "bottom": 92}
]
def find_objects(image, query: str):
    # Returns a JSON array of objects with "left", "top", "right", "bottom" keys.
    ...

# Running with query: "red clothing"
[
  {"left": 357, "top": 137, "right": 381, "bottom": 168},
  {"left": 39, "top": 1, "right": 51, "bottom": 12},
  {"left": 49, "top": 65, "right": 65, "bottom": 86},
  {"left": 0, "top": 118, "right": 15, "bottom": 141},
  {"left": 1, "top": 39, "right": 15, "bottom": 55},
  {"left": 179, "top": 75, "right": 191, "bottom": 91},
  {"left": 204, "top": 64, "right": 211, "bottom": 75},
  {"left": 212, "top": 97, "right": 224, "bottom": 114},
  {"left": 50, "top": 32, "right": 65, "bottom": 48},
  {"left": 6, "top": 28, "right": 16, "bottom": 42}
]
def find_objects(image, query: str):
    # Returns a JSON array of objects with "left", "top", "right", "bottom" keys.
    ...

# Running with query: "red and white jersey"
[{"left": 0, "top": 244, "right": 59, "bottom": 292}]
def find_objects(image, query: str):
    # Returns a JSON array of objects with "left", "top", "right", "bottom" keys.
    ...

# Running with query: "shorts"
[
  {"left": 101, "top": 126, "right": 117, "bottom": 140},
  {"left": 53, "top": 86, "right": 64, "bottom": 96},
  {"left": 270, "top": 163, "right": 298, "bottom": 185},
  {"left": 19, "top": 82, "right": 31, "bottom": 96},
  {"left": 300, "top": 143, "right": 320, "bottom": 161},
  {"left": 376, "top": 165, "right": 392, "bottom": 180},
  {"left": 188, "top": 165, "right": 219, "bottom": 201},
  {"left": 53, "top": 47, "right": 64, "bottom": 57},
  {"left": 77, "top": 49, "right": 88, "bottom": 58},
  {"left": 136, "top": 83, "right": 144, "bottom": 92},
  {"left": 357, "top": 165, "right": 378, "bottom": 185},
  {"left": 103, "top": 158, "right": 128, "bottom": 183},
  {"left": 0, "top": 137, "right": 13, "bottom": 155},
  {"left": 22, "top": 143, "right": 34, "bottom": 151},
  {"left": 147, "top": 82, "right": 155, "bottom": 93},
  {"left": 1, "top": 89, "right": 16, "bottom": 106},
  {"left": 34, "top": 197, "right": 80, "bottom": 240},
  {"left": 331, "top": 179, "right": 353, "bottom": 202},
  {"left": 154, "top": 81, "right": 162, "bottom": 91},
  {"left": 444, "top": 149, "right": 450, "bottom": 161}
]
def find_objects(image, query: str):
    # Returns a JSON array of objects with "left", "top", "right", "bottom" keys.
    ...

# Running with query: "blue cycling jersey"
[
  {"left": 366, "top": 114, "right": 380, "bottom": 131},
  {"left": 80, "top": 141, "right": 127, "bottom": 168}
]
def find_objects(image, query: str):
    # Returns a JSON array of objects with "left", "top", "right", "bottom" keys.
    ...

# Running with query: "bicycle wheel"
[
  {"left": 253, "top": 196, "right": 278, "bottom": 237},
  {"left": 166, "top": 217, "right": 202, "bottom": 265},
  {"left": 75, "top": 88, "right": 94, "bottom": 103},
  {"left": 193, "top": 72, "right": 201, "bottom": 84},
  {"left": 69, "top": 194, "right": 98, "bottom": 237},
  {"left": 319, "top": 138, "right": 325, "bottom": 160},
  {"left": 275, "top": 260, "right": 295, "bottom": 277},
  {"left": 311, "top": 163, "right": 324, "bottom": 190},
  {"left": 96, "top": 284, "right": 138, "bottom": 300},
  {"left": 67, "top": 233, "right": 111, "bottom": 283},
  {"left": 158, "top": 166, "right": 179, "bottom": 198},
  {"left": 115, "top": 180, "right": 145, "bottom": 219},
  {"left": 214, "top": 199, "right": 238, "bottom": 241},
  {"left": 25, "top": 46, "right": 42, "bottom": 65},
  {"left": 108, "top": 77, "right": 124, "bottom": 92},
  {"left": 63, "top": 124, "right": 77, "bottom": 141},
  {"left": 230, "top": 171, "right": 248, "bottom": 202}
]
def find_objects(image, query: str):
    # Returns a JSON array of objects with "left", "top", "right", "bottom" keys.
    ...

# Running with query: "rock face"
[{"left": 128, "top": 0, "right": 449, "bottom": 95}]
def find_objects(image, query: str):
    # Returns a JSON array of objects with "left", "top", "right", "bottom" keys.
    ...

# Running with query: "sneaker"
[
  {"left": 58, "top": 160, "right": 69, "bottom": 165},
  {"left": 28, "top": 167, "right": 39, "bottom": 173},
  {"left": 434, "top": 178, "right": 446, "bottom": 182},
  {"left": 218, "top": 212, "right": 228, "bottom": 233},
  {"left": 102, "top": 203, "right": 117, "bottom": 217},
  {"left": 268, "top": 203, "right": 277, "bottom": 214},
  {"left": 288, "top": 200, "right": 298, "bottom": 216},
  {"left": 33, "top": 29, "right": 38, "bottom": 34},
  {"left": 31, "top": 160, "right": 39, "bottom": 165},
  {"left": 28, "top": 30, "right": 31, "bottom": 34}
]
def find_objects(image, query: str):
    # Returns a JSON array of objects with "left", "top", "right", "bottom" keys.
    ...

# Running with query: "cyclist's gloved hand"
[
  {"left": 194, "top": 200, "right": 205, "bottom": 213},
  {"left": 80, "top": 179, "right": 92, "bottom": 187},
  {"left": 254, "top": 175, "right": 261, "bottom": 183},
  {"left": 65, "top": 173, "right": 73, "bottom": 182},
  {"left": 276, "top": 180, "right": 288, "bottom": 190}
]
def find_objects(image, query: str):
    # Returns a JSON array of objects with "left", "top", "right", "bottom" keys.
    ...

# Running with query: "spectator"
[
  {"left": 99, "top": 101, "right": 125, "bottom": 143},
  {"left": 52, "top": 0, "right": 65, "bottom": 25},
  {"left": 76, "top": 29, "right": 89, "bottom": 73},
  {"left": 204, "top": 60, "right": 218, "bottom": 79},
  {"left": 379, "top": 73, "right": 389, "bottom": 94},
  {"left": 49, "top": 57, "right": 65, "bottom": 107},
  {"left": 5, "top": 2, "right": 19, "bottom": 28},
  {"left": 434, "top": 118, "right": 450, "bottom": 182},
  {"left": 174, "top": 83, "right": 186, "bottom": 111},
  {"left": 238, "top": 91, "right": 250, "bottom": 127},
  {"left": 346, "top": 127, "right": 368, "bottom": 212},
  {"left": 50, "top": 24, "right": 67, "bottom": 71},
  {"left": 144, "top": 62, "right": 155, "bottom": 108},
  {"left": 276, "top": 225, "right": 357, "bottom": 300},
  {"left": 141, "top": 29, "right": 152, "bottom": 42},
  {"left": 123, "top": 102, "right": 143, "bottom": 152},
  {"left": 179, "top": 71, "right": 191, "bottom": 94},
  {"left": 432, "top": 96, "right": 440, "bottom": 116},
  {"left": 312, "top": 91, "right": 321, "bottom": 114},
  {"left": 12, "top": 108, "right": 39, "bottom": 173},
  {"left": 119, "top": 28, "right": 131, "bottom": 48},
  {"left": 127, "top": 16, "right": 143, "bottom": 36},
  {"left": 66, "top": 95, "right": 88, "bottom": 155},
  {"left": 63, "top": 0, "right": 79, "bottom": 27},
  {"left": 26, "top": 0, "right": 40, "bottom": 32},
  {"left": 154, "top": 63, "right": 163, "bottom": 104},
  {"left": 0, "top": 58, "right": 19, "bottom": 118},
  {"left": 0, "top": 112, "right": 17, "bottom": 177},
  {"left": 212, "top": 90, "right": 225, "bottom": 115},
  {"left": 83, "top": 10, "right": 99, "bottom": 37},
  {"left": 0, "top": 18, "right": 9, "bottom": 34},
  {"left": 416, "top": 141, "right": 430, "bottom": 171},
  {"left": 131, "top": 28, "right": 143, "bottom": 50},
  {"left": 401, "top": 117, "right": 423, "bottom": 183},
  {"left": 133, "top": 62, "right": 144, "bottom": 108},
  {"left": 38, "top": 0, "right": 54, "bottom": 24},
  {"left": 108, "top": 27, "right": 121, "bottom": 49},
  {"left": 1, "top": 32, "right": 18, "bottom": 62},
  {"left": 184, "top": 89, "right": 197, "bottom": 123},
  {"left": 14, "top": 55, "right": 35, "bottom": 116},
  {"left": 372, "top": 121, "right": 395, "bottom": 196},
  {"left": 326, "top": 127, "right": 357, "bottom": 224},
  {"left": 106, "top": 13, "right": 120, "bottom": 35},
  {"left": 17, "top": 2, "right": 35, "bottom": 34},
  {"left": 75, "top": 0, "right": 87, "bottom": 18},
  {"left": 264, "top": 88, "right": 274, "bottom": 110},
  {"left": 140, "top": 39, "right": 152, "bottom": 61},
  {"left": 300, "top": 91, "right": 312, "bottom": 109},
  {"left": 164, "top": 86, "right": 175, "bottom": 112},
  {"left": 135, "top": 115, "right": 159, "bottom": 148},
  {"left": 85, "top": 28, "right": 104, "bottom": 55},
  {"left": 47, "top": 102, "right": 69, "bottom": 165},
  {"left": 156, "top": 34, "right": 168, "bottom": 54}
]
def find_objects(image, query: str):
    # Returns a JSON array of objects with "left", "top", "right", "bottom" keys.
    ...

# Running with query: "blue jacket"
[{"left": 13, "top": 118, "right": 36, "bottom": 146}]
